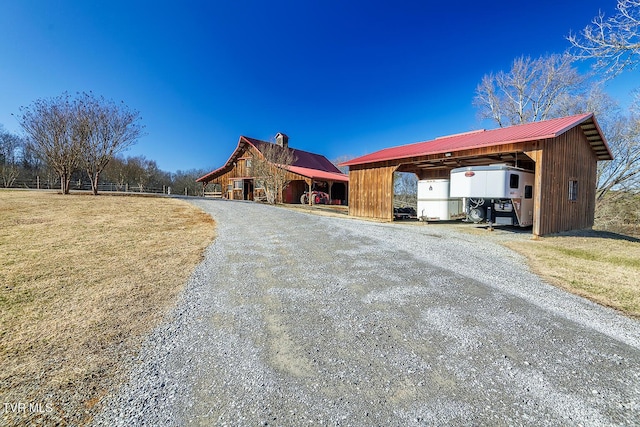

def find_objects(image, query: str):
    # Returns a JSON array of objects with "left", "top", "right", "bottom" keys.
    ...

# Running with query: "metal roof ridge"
[{"left": 435, "top": 129, "right": 485, "bottom": 140}]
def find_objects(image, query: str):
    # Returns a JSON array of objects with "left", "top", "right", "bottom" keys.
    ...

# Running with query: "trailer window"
[
  {"left": 525, "top": 185, "right": 533, "bottom": 199},
  {"left": 569, "top": 180, "right": 578, "bottom": 201},
  {"left": 509, "top": 174, "right": 519, "bottom": 189}
]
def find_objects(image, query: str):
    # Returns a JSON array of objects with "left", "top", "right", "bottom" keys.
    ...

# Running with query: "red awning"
[{"left": 283, "top": 165, "right": 349, "bottom": 182}]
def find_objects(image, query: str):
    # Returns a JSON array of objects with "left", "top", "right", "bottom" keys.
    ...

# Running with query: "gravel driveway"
[{"left": 93, "top": 199, "right": 640, "bottom": 426}]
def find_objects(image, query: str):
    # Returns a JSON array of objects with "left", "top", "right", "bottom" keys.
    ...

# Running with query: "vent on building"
[{"left": 275, "top": 132, "right": 289, "bottom": 149}]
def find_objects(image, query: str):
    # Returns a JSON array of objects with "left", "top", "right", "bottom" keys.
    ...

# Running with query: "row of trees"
[
  {"left": 473, "top": 0, "right": 640, "bottom": 203},
  {"left": 0, "top": 123, "right": 208, "bottom": 195},
  {"left": 0, "top": 125, "right": 26, "bottom": 188},
  {"left": 7, "top": 91, "right": 294, "bottom": 200},
  {"left": 16, "top": 92, "right": 144, "bottom": 194}
]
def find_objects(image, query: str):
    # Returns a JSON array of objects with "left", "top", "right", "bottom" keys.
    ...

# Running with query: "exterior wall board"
[
  {"left": 535, "top": 128, "right": 597, "bottom": 235},
  {"left": 348, "top": 165, "right": 397, "bottom": 220}
]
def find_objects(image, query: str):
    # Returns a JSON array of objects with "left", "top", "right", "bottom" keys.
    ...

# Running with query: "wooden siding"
[
  {"left": 523, "top": 142, "right": 544, "bottom": 236},
  {"left": 414, "top": 169, "right": 450, "bottom": 180},
  {"left": 205, "top": 145, "right": 311, "bottom": 200},
  {"left": 533, "top": 127, "right": 597, "bottom": 235},
  {"left": 348, "top": 164, "right": 398, "bottom": 220}
]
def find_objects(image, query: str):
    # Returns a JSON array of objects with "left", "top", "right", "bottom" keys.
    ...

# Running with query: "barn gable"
[{"left": 197, "top": 135, "right": 348, "bottom": 204}]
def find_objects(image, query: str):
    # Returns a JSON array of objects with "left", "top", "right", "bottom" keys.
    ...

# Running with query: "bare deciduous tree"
[
  {"left": 17, "top": 92, "right": 144, "bottom": 195},
  {"left": 553, "top": 83, "right": 619, "bottom": 119},
  {"left": 0, "top": 126, "right": 23, "bottom": 188},
  {"left": 251, "top": 142, "right": 296, "bottom": 204},
  {"left": 473, "top": 55, "right": 640, "bottom": 200},
  {"left": 332, "top": 154, "right": 354, "bottom": 175},
  {"left": 18, "top": 93, "right": 82, "bottom": 194},
  {"left": 172, "top": 168, "right": 211, "bottom": 196},
  {"left": 597, "top": 112, "right": 640, "bottom": 200},
  {"left": 568, "top": 0, "right": 640, "bottom": 77},
  {"left": 394, "top": 172, "right": 417, "bottom": 207},
  {"left": 75, "top": 92, "right": 145, "bottom": 195},
  {"left": 474, "top": 54, "right": 587, "bottom": 127}
]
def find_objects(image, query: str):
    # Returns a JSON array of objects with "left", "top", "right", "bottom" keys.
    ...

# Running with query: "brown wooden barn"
[
  {"left": 339, "top": 113, "right": 612, "bottom": 236},
  {"left": 196, "top": 133, "right": 349, "bottom": 204}
]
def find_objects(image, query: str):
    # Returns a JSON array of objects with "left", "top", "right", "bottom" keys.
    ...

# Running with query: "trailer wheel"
[{"left": 469, "top": 207, "right": 485, "bottom": 223}]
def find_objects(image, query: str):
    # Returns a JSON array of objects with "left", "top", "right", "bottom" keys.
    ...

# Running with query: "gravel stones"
[{"left": 92, "top": 200, "right": 640, "bottom": 426}]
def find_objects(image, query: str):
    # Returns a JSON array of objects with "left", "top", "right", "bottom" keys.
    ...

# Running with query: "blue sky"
[{"left": 0, "top": 1, "right": 633, "bottom": 173}]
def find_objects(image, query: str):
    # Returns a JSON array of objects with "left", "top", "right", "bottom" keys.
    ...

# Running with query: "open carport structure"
[{"left": 339, "top": 113, "right": 612, "bottom": 236}]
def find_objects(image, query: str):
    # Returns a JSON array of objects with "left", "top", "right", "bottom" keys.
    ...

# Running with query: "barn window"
[
  {"left": 525, "top": 185, "right": 533, "bottom": 199},
  {"left": 234, "top": 180, "right": 242, "bottom": 190},
  {"left": 246, "top": 158, "right": 252, "bottom": 168},
  {"left": 569, "top": 180, "right": 578, "bottom": 201},
  {"left": 509, "top": 174, "right": 520, "bottom": 189}
]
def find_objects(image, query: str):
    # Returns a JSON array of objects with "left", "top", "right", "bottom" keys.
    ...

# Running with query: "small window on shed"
[
  {"left": 509, "top": 174, "right": 520, "bottom": 189},
  {"left": 569, "top": 180, "right": 578, "bottom": 201},
  {"left": 525, "top": 185, "right": 533, "bottom": 199},
  {"left": 234, "top": 180, "right": 243, "bottom": 190}
]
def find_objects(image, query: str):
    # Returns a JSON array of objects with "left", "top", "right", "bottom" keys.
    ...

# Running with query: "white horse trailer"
[
  {"left": 450, "top": 165, "right": 535, "bottom": 227},
  {"left": 417, "top": 179, "right": 465, "bottom": 221}
]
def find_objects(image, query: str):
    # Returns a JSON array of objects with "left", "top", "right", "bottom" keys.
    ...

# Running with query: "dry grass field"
[
  {"left": 505, "top": 230, "right": 640, "bottom": 319},
  {"left": 0, "top": 190, "right": 215, "bottom": 426},
  {"left": 516, "top": 193, "right": 640, "bottom": 318}
]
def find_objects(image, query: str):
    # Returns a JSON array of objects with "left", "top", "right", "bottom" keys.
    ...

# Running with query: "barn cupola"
[{"left": 275, "top": 132, "right": 289, "bottom": 149}]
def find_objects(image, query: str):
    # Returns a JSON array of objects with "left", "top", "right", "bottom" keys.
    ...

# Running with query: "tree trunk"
[
  {"left": 90, "top": 170, "right": 100, "bottom": 195},
  {"left": 60, "top": 172, "right": 71, "bottom": 194}
]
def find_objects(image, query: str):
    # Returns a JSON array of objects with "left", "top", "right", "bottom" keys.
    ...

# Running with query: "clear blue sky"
[{"left": 0, "top": 1, "right": 632, "bottom": 173}]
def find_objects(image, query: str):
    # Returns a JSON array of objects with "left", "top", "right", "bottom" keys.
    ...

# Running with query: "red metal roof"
[
  {"left": 246, "top": 138, "right": 343, "bottom": 173},
  {"left": 339, "top": 113, "right": 612, "bottom": 166},
  {"left": 283, "top": 165, "right": 349, "bottom": 182},
  {"left": 196, "top": 136, "right": 348, "bottom": 183}
]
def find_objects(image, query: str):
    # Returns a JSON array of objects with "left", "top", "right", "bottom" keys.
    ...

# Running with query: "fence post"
[
  {"left": 184, "top": 187, "right": 187, "bottom": 196},
  {"left": 36, "top": 176, "right": 40, "bottom": 190}
]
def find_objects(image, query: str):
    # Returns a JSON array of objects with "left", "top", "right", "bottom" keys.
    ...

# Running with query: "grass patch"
[
  {"left": 0, "top": 190, "right": 215, "bottom": 426},
  {"left": 505, "top": 231, "right": 640, "bottom": 319}
]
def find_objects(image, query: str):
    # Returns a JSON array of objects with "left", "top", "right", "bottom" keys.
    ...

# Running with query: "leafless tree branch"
[
  {"left": 250, "top": 142, "right": 296, "bottom": 204},
  {"left": 76, "top": 92, "right": 145, "bottom": 195},
  {"left": 568, "top": 0, "right": 640, "bottom": 77},
  {"left": 474, "top": 54, "right": 586, "bottom": 127},
  {"left": 17, "top": 92, "right": 144, "bottom": 195},
  {"left": 0, "top": 126, "right": 23, "bottom": 188},
  {"left": 18, "top": 93, "right": 82, "bottom": 194}
]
